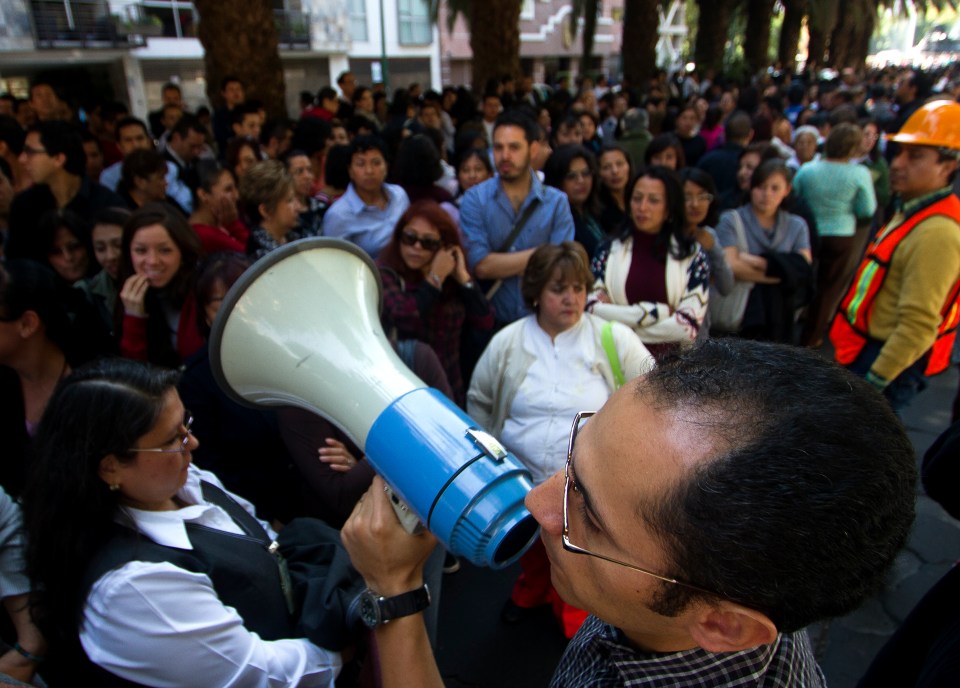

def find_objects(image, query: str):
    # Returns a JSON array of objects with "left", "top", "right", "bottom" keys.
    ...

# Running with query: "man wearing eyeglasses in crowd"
[{"left": 342, "top": 338, "right": 916, "bottom": 687}]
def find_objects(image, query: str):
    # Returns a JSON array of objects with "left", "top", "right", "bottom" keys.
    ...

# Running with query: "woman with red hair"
[{"left": 378, "top": 200, "right": 493, "bottom": 405}]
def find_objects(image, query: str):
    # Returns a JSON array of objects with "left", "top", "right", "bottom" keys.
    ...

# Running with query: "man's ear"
[
  {"left": 687, "top": 600, "right": 778, "bottom": 653},
  {"left": 50, "top": 151, "right": 68, "bottom": 171},
  {"left": 17, "top": 310, "right": 41, "bottom": 339}
]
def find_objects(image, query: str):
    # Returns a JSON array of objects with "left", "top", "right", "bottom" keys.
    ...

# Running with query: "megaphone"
[{"left": 209, "top": 238, "right": 539, "bottom": 569}]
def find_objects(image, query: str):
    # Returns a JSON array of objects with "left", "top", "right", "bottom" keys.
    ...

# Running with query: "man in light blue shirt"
[
  {"left": 321, "top": 135, "right": 409, "bottom": 257},
  {"left": 99, "top": 117, "right": 193, "bottom": 212},
  {"left": 461, "top": 110, "right": 575, "bottom": 325}
]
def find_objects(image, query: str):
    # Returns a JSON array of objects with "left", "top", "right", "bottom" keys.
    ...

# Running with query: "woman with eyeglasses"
[
  {"left": 21, "top": 358, "right": 342, "bottom": 686},
  {"left": 544, "top": 144, "right": 605, "bottom": 260},
  {"left": 589, "top": 166, "right": 710, "bottom": 357},
  {"left": 680, "top": 168, "right": 735, "bottom": 310},
  {"left": 378, "top": 200, "right": 493, "bottom": 406},
  {"left": 468, "top": 242, "right": 653, "bottom": 638}
]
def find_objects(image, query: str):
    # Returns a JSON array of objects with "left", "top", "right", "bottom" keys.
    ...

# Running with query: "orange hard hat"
[{"left": 888, "top": 100, "right": 960, "bottom": 151}]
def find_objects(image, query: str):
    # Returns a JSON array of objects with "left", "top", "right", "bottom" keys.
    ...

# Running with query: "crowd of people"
[{"left": 0, "top": 59, "right": 958, "bottom": 686}]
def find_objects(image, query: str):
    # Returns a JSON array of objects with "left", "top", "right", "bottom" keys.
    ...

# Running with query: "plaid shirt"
[
  {"left": 379, "top": 265, "right": 493, "bottom": 406},
  {"left": 551, "top": 615, "right": 825, "bottom": 687}
]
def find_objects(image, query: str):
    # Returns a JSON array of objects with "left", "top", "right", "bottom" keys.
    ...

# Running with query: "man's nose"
[{"left": 525, "top": 471, "right": 564, "bottom": 536}]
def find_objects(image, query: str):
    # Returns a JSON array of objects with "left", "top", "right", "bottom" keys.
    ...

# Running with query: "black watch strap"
[{"left": 361, "top": 584, "right": 431, "bottom": 627}]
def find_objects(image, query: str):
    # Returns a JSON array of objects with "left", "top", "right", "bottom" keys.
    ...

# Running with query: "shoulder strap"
[
  {"left": 600, "top": 321, "right": 625, "bottom": 389},
  {"left": 496, "top": 198, "right": 541, "bottom": 253}
]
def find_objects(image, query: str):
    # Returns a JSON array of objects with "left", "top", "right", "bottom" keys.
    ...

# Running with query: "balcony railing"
[
  {"left": 275, "top": 10, "right": 310, "bottom": 50},
  {"left": 30, "top": 0, "right": 146, "bottom": 49}
]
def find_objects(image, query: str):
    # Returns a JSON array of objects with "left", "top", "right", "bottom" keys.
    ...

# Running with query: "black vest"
[{"left": 73, "top": 481, "right": 295, "bottom": 686}]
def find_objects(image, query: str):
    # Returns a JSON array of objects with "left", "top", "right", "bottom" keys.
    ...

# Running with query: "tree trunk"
[
  {"left": 469, "top": 0, "right": 522, "bottom": 95},
  {"left": 851, "top": 3, "right": 876, "bottom": 69},
  {"left": 622, "top": 0, "right": 660, "bottom": 88},
  {"left": 806, "top": 0, "right": 839, "bottom": 69},
  {"left": 694, "top": 0, "right": 739, "bottom": 75},
  {"left": 581, "top": 0, "right": 600, "bottom": 76},
  {"left": 194, "top": 0, "right": 286, "bottom": 119},
  {"left": 830, "top": 0, "right": 876, "bottom": 69},
  {"left": 778, "top": 0, "right": 806, "bottom": 71},
  {"left": 744, "top": 0, "right": 777, "bottom": 75}
]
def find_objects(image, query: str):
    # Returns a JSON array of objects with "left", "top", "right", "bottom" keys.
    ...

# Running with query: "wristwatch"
[{"left": 358, "top": 584, "right": 431, "bottom": 628}]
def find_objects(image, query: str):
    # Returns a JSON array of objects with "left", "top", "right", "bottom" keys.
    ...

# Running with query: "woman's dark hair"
[
  {"left": 194, "top": 252, "right": 251, "bottom": 338},
  {"left": 224, "top": 137, "right": 260, "bottom": 177},
  {"left": 521, "top": 241, "right": 593, "bottom": 312},
  {"left": 703, "top": 105, "right": 724, "bottom": 131},
  {"left": 679, "top": 167, "right": 720, "bottom": 228},
  {"left": 389, "top": 134, "right": 442, "bottom": 187},
  {"left": 859, "top": 118, "right": 882, "bottom": 162},
  {"left": 23, "top": 358, "right": 180, "bottom": 647},
  {"left": 454, "top": 128, "right": 488, "bottom": 158},
  {"left": 644, "top": 133, "right": 687, "bottom": 169},
  {"left": 117, "top": 203, "right": 203, "bottom": 315},
  {"left": 193, "top": 159, "right": 233, "bottom": 207},
  {"left": 750, "top": 159, "right": 793, "bottom": 191},
  {"left": 290, "top": 116, "right": 331, "bottom": 157},
  {"left": 120, "top": 149, "right": 167, "bottom": 195},
  {"left": 544, "top": 144, "right": 599, "bottom": 216},
  {"left": 622, "top": 166, "right": 695, "bottom": 260},
  {"left": 36, "top": 208, "right": 96, "bottom": 281},
  {"left": 324, "top": 144, "right": 352, "bottom": 192},
  {"left": 454, "top": 146, "right": 492, "bottom": 178},
  {"left": 824, "top": 122, "right": 863, "bottom": 159},
  {"left": 379, "top": 200, "right": 464, "bottom": 286},
  {"left": 0, "top": 260, "right": 71, "bottom": 354}
]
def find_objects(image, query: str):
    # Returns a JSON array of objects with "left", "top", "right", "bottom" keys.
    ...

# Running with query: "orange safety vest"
[{"left": 830, "top": 192, "right": 960, "bottom": 377}]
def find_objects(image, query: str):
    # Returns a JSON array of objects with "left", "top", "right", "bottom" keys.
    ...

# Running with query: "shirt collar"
[
  {"left": 495, "top": 169, "right": 546, "bottom": 203},
  {"left": 114, "top": 466, "right": 241, "bottom": 550},
  {"left": 899, "top": 186, "right": 953, "bottom": 218},
  {"left": 344, "top": 183, "right": 397, "bottom": 213}
]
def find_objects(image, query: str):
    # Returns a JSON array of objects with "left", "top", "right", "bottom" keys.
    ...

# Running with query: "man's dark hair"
[
  {"left": 120, "top": 149, "right": 167, "bottom": 193},
  {"left": 493, "top": 109, "right": 541, "bottom": 144},
  {"left": 31, "top": 121, "right": 86, "bottom": 177},
  {"left": 231, "top": 102, "right": 260, "bottom": 127},
  {"left": 336, "top": 71, "right": 352, "bottom": 87},
  {"left": 638, "top": 339, "right": 916, "bottom": 633},
  {"left": 907, "top": 69, "right": 932, "bottom": 101},
  {"left": 170, "top": 113, "right": 206, "bottom": 140},
  {"left": 724, "top": 111, "right": 753, "bottom": 143},
  {"left": 161, "top": 82, "right": 181, "bottom": 96},
  {"left": 0, "top": 114, "right": 25, "bottom": 155},
  {"left": 219, "top": 75, "right": 242, "bottom": 92},
  {"left": 317, "top": 86, "right": 338, "bottom": 103},
  {"left": 348, "top": 135, "right": 388, "bottom": 164},
  {"left": 827, "top": 104, "right": 859, "bottom": 127},
  {"left": 115, "top": 116, "right": 151, "bottom": 140},
  {"left": 291, "top": 117, "right": 331, "bottom": 157}
]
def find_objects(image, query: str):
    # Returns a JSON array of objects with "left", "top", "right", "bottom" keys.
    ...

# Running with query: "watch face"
[{"left": 359, "top": 592, "right": 380, "bottom": 628}]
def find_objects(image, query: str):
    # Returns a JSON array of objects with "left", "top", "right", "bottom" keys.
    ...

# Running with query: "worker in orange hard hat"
[{"left": 830, "top": 100, "right": 960, "bottom": 411}]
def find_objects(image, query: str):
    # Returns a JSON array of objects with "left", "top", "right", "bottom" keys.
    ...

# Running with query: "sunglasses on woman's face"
[{"left": 400, "top": 231, "right": 443, "bottom": 252}]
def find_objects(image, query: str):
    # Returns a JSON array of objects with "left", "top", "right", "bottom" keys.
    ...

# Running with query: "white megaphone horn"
[{"left": 209, "top": 238, "right": 539, "bottom": 569}]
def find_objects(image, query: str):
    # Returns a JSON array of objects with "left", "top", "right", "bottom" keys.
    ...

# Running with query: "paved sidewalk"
[{"left": 811, "top": 365, "right": 959, "bottom": 687}]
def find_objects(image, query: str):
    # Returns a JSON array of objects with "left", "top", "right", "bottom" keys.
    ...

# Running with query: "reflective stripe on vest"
[{"left": 830, "top": 193, "right": 960, "bottom": 376}]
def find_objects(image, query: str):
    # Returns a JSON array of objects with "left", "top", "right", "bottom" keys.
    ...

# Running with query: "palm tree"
[
  {"left": 193, "top": 0, "right": 286, "bottom": 118},
  {"left": 743, "top": 0, "right": 778, "bottom": 74},
  {"left": 622, "top": 0, "right": 662, "bottom": 87},
  {"left": 570, "top": 0, "right": 602, "bottom": 77},
  {"left": 694, "top": 0, "right": 743, "bottom": 75},
  {"left": 430, "top": 0, "right": 522, "bottom": 94}
]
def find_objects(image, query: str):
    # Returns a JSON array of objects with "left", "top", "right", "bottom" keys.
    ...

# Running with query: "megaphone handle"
[{"left": 384, "top": 483, "right": 426, "bottom": 534}]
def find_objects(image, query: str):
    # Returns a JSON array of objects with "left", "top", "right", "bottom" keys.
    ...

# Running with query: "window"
[
  {"left": 349, "top": 0, "right": 367, "bottom": 42},
  {"left": 397, "top": 0, "right": 430, "bottom": 45},
  {"left": 520, "top": 0, "right": 534, "bottom": 21}
]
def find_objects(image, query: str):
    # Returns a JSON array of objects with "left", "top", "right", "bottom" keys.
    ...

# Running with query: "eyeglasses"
[
  {"left": 564, "top": 170, "right": 592, "bottom": 182},
  {"left": 562, "top": 411, "right": 721, "bottom": 598},
  {"left": 399, "top": 231, "right": 442, "bottom": 252},
  {"left": 129, "top": 411, "right": 194, "bottom": 454},
  {"left": 684, "top": 193, "right": 714, "bottom": 205}
]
